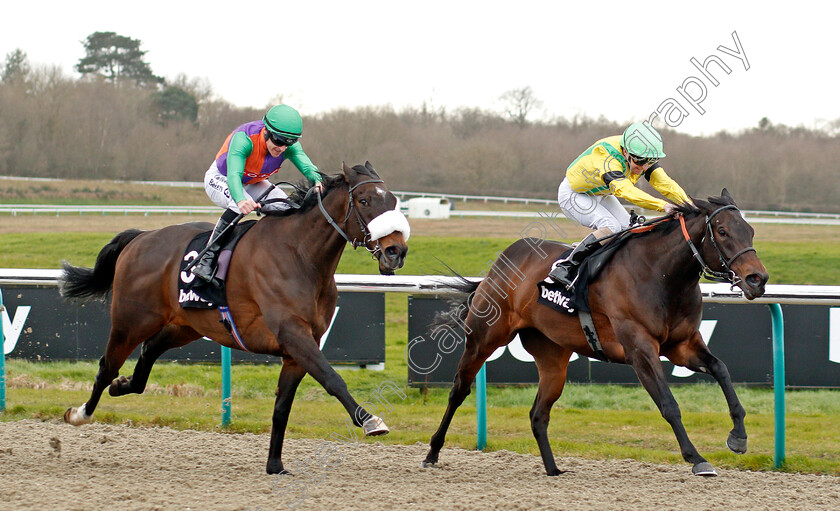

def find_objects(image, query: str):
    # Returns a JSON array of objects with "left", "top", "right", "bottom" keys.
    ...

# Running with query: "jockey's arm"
[
  {"left": 225, "top": 131, "right": 253, "bottom": 204},
  {"left": 283, "top": 143, "right": 322, "bottom": 185},
  {"left": 646, "top": 166, "right": 693, "bottom": 207},
  {"left": 606, "top": 175, "right": 669, "bottom": 212}
]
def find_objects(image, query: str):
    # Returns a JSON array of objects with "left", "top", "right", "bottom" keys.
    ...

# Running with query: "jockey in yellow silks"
[{"left": 549, "top": 122, "right": 692, "bottom": 286}]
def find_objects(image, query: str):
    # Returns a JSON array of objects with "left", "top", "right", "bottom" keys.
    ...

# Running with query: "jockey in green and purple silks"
[{"left": 192, "top": 104, "right": 324, "bottom": 284}]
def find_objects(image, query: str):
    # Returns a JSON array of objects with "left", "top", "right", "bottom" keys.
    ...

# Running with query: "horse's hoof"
[
  {"left": 108, "top": 376, "right": 130, "bottom": 396},
  {"left": 64, "top": 405, "right": 91, "bottom": 426},
  {"left": 420, "top": 460, "right": 437, "bottom": 469},
  {"left": 546, "top": 468, "right": 567, "bottom": 476},
  {"left": 362, "top": 415, "right": 389, "bottom": 436},
  {"left": 692, "top": 462, "right": 718, "bottom": 476},
  {"left": 726, "top": 433, "right": 748, "bottom": 454}
]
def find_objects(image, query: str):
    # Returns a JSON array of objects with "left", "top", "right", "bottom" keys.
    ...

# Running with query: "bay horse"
[
  {"left": 422, "top": 189, "right": 768, "bottom": 476},
  {"left": 59, "top": 162, "right": 409, "bottom": 474}
]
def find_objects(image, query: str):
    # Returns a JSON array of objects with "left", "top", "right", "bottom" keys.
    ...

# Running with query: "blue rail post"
[
  {"left": 476, "top": 363, "right": 487, "bottom": 450},
  {"left": 221, "top": 346, "right": 231, "bottom": 427},
  {"left": 768, "top": 303, "right": 785, "bottom": 469},
  {"left": 1, "top": 287, "right": 6, "bottom": 412}
]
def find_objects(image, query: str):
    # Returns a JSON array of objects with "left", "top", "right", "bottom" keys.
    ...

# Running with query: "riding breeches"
[
  {"left": 204, "top": 162, "right": 290, "bottom": 214},
  {"left": 557, "top": 177, "right": 631, "bottom": 234}
]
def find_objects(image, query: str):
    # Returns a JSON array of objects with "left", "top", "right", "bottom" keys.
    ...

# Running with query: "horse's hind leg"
[
  {"left": 64, "top": 327, "right": 140, "bottom": 425},
  {"left": 664, "top": 332, "right": 747, "bottom": 454},
  {"left": 422, "top": 324, "right": 510, "bottom": 468},
  {"left": 266, "top": 357, "right": 307, "bottom": 475},
  {"left": 109, "top": 325, "right": 201, "bottom": 397},
  {"left": 520, "top": 329, "right": 573, "bottom": 476}
]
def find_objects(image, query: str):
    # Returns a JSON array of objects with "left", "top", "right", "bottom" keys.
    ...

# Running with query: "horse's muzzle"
[
  {"left": 379, "top": 244, "right": 407, "bottom": 275},
  {"left": 741, "top": 271, "right": 768, "bottom": 299}
]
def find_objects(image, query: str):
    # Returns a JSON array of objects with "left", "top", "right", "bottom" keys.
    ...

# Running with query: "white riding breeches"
[
  {"left": 204, "top": 162, "right": 289, "bottom": 214},
  {"left": 557, "top": 177, "right": 630, "bottom": 234}
]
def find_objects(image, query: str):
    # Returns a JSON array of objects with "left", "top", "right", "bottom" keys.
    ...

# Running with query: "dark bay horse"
[
  {"left": 59, "top": 162, "right": 409, "bottom": 474},
  {"left": 422, "top": 189, "right": 768, "bottom": 476}
]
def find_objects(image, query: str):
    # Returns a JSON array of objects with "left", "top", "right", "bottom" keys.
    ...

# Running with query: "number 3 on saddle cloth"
[
  {"left": 537, "top": 240, "right": 626, "bottom": 361},
  {"left": 177, "top": 221, "right": 258, "bottom": 349}
]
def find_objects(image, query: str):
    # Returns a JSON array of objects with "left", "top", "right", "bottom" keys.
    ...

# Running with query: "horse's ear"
[
  {"left": 720, "top": 188, "right": 736, "bottom": 205},
  {"left": 342, "top": 161, "right": 354, "bottom": 179},
  {"left": 364, "top": 160, "right": 380, "bottom": 178}
]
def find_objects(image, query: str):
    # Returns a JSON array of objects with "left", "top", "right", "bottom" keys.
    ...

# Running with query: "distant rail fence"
[
  {"left": 1, "top": 176, "right": 839, "bottom": 224},
  {"left": 0, "top": 205, "right": 219, "bottom": 216},
  {"left": 2, "top": 203, "right": 840, "bottom": 225}
]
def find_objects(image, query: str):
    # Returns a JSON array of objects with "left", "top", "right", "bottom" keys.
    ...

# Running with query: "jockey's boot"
[
  {"left": 548, "top": 232, "right": 603, "bottom": 288},
  {"left": 191, "top": 211, "right": 237, "bottom": 284}
]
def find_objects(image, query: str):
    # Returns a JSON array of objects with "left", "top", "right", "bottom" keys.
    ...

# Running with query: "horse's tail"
[
  {"left": 58, "top": 229, "right": 144, "bottom": 301},
  {"left": 430, "top": 269, "right": 481, "bottom": 330}
]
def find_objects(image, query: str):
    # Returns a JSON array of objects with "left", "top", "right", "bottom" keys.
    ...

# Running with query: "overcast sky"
[{"left": 2, "top": 1, "right": 836, "bottom": 136}]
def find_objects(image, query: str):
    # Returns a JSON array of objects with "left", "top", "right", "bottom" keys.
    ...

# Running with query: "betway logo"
[
  {"left": 178, "top": 288, "right": 212, "bottom": 305},
  {"left": 3, "top": 305, "right": 32, "bottom": 355}
]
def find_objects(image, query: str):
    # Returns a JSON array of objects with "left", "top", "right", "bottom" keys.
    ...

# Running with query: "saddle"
[
  {"left": 536, "top": 232, "right": 638, "bottom": 362},
  {"left": 537, "top": 238, "right": 626, "bottom": 315},
  {"left": 178, "top": 220, "right": 258, "bottom": 309}
]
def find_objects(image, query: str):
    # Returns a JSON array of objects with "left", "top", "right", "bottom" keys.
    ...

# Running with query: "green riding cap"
[
  {"left": 263, "top": 104, "right": 303, "bottom": 138},
  {"left": 621, "top": 122, "right": 666, "bottom": 159}
]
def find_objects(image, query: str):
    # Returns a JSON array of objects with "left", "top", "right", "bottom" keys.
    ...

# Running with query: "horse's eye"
[
  {"left": 717, "top": 227, "right": 727, "bottom": 237},
  {"left": 359, "top": 199, "right": 369, "bottom": 206}
]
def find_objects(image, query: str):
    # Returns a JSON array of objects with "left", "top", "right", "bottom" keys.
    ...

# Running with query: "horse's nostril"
[
  {"left": 746, "top": 273, "right": 764, "bottom": 288},
  {"left": 385, "top": 246, "right": 399, "bottom": 259}
]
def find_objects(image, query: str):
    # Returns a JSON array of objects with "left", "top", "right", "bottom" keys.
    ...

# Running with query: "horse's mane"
[
  {"left": 261, "top": 174, "right": 337, "bottom": 217},
  {"left": 263, "top": 164, "right": 380, "bottom": 218},
  {"left": 633, "top": 191, "right": 737, "bottom": 238}
]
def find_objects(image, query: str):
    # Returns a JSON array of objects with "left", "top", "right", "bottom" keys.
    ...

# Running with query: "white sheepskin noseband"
[{"left": 367, "top": 209, "right": 410, "bottom": 241}]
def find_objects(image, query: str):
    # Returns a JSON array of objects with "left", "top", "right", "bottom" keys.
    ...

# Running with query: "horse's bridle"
[
  {"left": 316, "top": 178, "right": 386, "bottom": 255},
  {"left": 679, "top": 204, "right": 756, "bottom": 288}
]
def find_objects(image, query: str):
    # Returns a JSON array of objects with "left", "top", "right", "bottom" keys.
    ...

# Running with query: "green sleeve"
[
  {"left": 283, "top": 143, "right": 322, "bottom": 183},
  {"left": 226, "top": 132, "right": 253, "bottom": 204}
]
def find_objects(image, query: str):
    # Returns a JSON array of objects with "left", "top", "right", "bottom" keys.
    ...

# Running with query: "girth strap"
[
  {"left": 219, "top": 306, "right": 249, "bottom": 352},
  {"left": 579, "top": 310, "right": 609, "bottom": 362}
]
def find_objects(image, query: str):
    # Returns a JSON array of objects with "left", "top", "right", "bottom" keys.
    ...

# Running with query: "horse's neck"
[
  {"left": 668, "top": 214, "right": 707, "bottom": 285},
  {"left": 635, "top": 215, "right": 706, "bottom": 288},
  {"left": 273, "top": 189, "right": 351, "bottom": 276}
]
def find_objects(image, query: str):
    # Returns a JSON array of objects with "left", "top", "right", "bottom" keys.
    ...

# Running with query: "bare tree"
[{"left": 499, "top": 86, "right": 543, "bottom": 127}]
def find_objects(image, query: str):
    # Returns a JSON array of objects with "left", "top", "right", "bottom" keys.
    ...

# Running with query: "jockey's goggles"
[
  {"left": 267, "top": 132, "right": 299, "bottom": 147},
  {"left": 628, "top": 154, "right": 658, "bottom": 166}
]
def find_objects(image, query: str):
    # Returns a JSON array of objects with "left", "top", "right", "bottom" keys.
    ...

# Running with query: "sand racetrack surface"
[{"left": 1, "top": 420, "right": 837, "bottom": 511}]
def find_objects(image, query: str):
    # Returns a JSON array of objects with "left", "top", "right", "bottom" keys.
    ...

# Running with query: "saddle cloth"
[
  {"left": 177, "top": 220, "right": 258, "bottom": 309},
  {"left": 537, "top": 238, "right": 627, "bottom": 315}
]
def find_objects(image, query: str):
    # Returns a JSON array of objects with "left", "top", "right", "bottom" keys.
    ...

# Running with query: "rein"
[
  {"left": 678, "top": 205, "right": 756, "bottom": 287},
  {"left": 316, "top": 178, "right": 385, "bottom": 253}
]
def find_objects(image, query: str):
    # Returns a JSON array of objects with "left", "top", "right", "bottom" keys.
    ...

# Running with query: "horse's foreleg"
[
  {"left": 665, "top": 333, "right": 747, "bottom": 454},
  {"left": 621, "top": 326, "right": 716, "bottom": 476},
  {"left": 521, "top": 330, "right": 573, "bottom": 476},
  {"left": 278, "top": 321, "right": 385, "bottom": 434},
  {"left": 109, "top": 325, "right": 199, "bottom": 397},
  {"left": 266, "top": 357, "right": 307, "bottom": 475}
]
